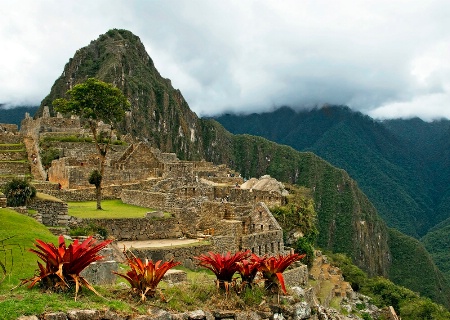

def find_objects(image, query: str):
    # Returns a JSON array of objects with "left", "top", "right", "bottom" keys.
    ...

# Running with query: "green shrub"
[
  {"left": 3, "top": 179, "right": 36, "bottom": 206},
  {"left": 69, "top": 223, "right": 108, "bottom": 239},
  {"left": 40, "top": 147, "right": 61, "bottom": 168},
  {"left": 88, "top": 170, "right": 102, "bottom": 188},
  {"left": 295, "top": 237, "right": 315, "bottom": 267}
]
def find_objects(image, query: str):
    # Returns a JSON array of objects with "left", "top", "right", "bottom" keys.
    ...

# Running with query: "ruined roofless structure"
[{"left": 18, "top": 108, "right": 288, "bottom": 255}]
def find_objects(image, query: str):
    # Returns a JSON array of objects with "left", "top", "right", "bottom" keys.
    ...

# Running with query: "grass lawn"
[
  {"left": 67, "top": 199, "right": 151, "bottom": 218},
  {"left": 0, "top": 208, "right": 57, "bottom": 284}
]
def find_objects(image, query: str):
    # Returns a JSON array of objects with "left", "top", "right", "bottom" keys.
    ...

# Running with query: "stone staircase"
[{"left": 23, "top": 135, "right": 47, "bottom": 180}]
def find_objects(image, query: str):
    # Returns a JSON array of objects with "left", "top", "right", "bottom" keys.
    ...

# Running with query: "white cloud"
[{"left": 1, "top": 0, "right": 450, "bottom": 119}]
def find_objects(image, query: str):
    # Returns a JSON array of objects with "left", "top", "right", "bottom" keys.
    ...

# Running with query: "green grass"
[
  {"left": 0, "top": 160, "right": 28, "bottom": 163},
  {"left": 0, "top": 208, "right": 57, "bottom": 284},
  {"left": 67, "top": 200, "right": 151, "bottom": 218}
]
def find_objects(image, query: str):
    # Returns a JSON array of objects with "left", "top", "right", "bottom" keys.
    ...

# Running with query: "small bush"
[
  {"left": 40, "top": 147, "right": 61, "bottom": 169},
  {"left": 114, "top": 250, "right": 181, "bottom": 301},
  {"left": 295, "top": 237, "right": 315, "bottom": 267},
  {"left": 69, "top": 223, "right": 108, "bottom": 239},
  {"left": 3, "top": 179, "right": 36, "bottom": 206}
]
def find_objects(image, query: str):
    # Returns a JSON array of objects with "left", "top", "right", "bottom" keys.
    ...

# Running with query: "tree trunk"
[
  {"left": 96, "top": 185, "right": 102, "bottom": 210},
  {"left": 97, "top": 154, "right": 106, "bottom": 210}
]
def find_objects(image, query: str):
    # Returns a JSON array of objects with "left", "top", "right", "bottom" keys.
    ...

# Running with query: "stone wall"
[
  {"left": 48, "top": 157, "right": 151, "bottom": 189},
  {"left": 42, "top": 185, "right": 124, "bottom": 202},
  {"left": 0, "top": 161, "right": 29, "bottom": 175},
  {"left": 131, "top": 242, "right": 214, "bottom": 269},
  {"left": 210, "top": 235, "right": 239, "bottom": 253},
  {"left": 0, "top": 150, "right": 27, "bottom": 161},
  {"left": 121, "top": 189, "right": 167, "bottom": 210},
  {"left": 0, "top": 123, "right": 19, "bottom": 133},
  {"left": 28, "top": 195, "right": 74, "bottom": 227},
  {"left": 21, "top": 113, "right": 82, "bottom": 136},
  {"left": 0, "top": 133, "right": 22, "bottom": 144},
  {"left": 283, "top": 264, "right": 309, "bottom": 287},
  {"left": 242, "top": 230, "right": 284, "bottom": 256},
  {"left": 77, "top": 217, "right": 182, "bottom": 240},
  {"left": 46, "top": 141, "right": 128, "bottom": 162}
]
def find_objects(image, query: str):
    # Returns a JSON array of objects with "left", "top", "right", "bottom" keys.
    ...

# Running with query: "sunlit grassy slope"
[{"left": 0, "top": 208, "right": 57, "bottom": 285}]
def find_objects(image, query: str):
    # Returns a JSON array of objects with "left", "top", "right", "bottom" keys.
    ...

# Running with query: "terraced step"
[
  {"left": 0, "top": 143, "right": 24, "bottom": 151},
  {"left": 0, "top": 161, "right": 30, "bottom": 175},
  {"left": 0, "top": 150, "right": 28, "bottom": 161},
  {"left": 0, "top": 134, "right": 23, "bottom": 144}
]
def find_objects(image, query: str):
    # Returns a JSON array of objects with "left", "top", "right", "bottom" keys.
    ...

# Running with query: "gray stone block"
[{"left": 80, "top": 260, "right": 118, "bottom": 285}]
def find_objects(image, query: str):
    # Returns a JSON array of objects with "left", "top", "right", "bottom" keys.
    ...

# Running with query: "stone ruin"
[{"left": 17, "top": 108, "right": 288, "bottom": 256}]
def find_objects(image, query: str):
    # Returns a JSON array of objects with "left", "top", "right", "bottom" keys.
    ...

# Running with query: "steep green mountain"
[
  {"left": 388, "top": 228, "right": 450, "bottom": 307},
  {"left": 0, "top": 105, "right": 38, "bottom": 126},
  {"left": 383, "top": 118, "right": 450, "bottom": 226},
  {"left": 215, "top": 106, "right": 439, "bottom": 238},
  {"left": 421, "top": 217, "right": 450, "bottom": 281},
  {"left": 35, "top": 29, "right": 450, "bottom": 305}
]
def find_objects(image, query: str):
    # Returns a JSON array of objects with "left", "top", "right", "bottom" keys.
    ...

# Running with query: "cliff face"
[{"left": 37, "top": 29, "right": 390, "bottom": 277}]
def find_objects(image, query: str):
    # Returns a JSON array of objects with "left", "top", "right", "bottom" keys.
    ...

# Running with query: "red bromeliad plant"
[
  {"left": 22, "top": 235, "right": 112, "bottom": 300},
  {"left": 114, "top": 251, "right": 181, "bottom": 301},
  {"left": 194, "top": 250, "right": 250, "bottom": 291},
  {"left": 236, "top": 254, "right": 265, "bottom": 289},
  {"left": 258, "top": 252, "right": 305, "bottom": 294}
]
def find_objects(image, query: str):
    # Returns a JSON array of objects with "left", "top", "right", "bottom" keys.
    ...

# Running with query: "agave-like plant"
[
  {"left": 22, "top": 235, "right": 112, "bottom": 300},
  {"left": 258, "top": 252, "right": 305, "bottom": 294},
  {"left": 114, "top": 251, "right": 181, "bottom": 301},
  {"left": 194, "top": 250, "right": 250, "bottom": 291}
]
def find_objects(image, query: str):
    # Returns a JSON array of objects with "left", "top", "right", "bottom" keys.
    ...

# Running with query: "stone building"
[{"left": 18, "top": 110, "right": 287, "bottom": 255}]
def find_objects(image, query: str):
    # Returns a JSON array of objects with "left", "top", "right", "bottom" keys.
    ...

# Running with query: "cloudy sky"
[{"left": 1, "top": 1, "right": 450, "bottom": 120}]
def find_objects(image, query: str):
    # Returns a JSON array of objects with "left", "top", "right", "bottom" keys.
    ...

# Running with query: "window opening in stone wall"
[
  {"left": 278, "top": 242, "right": 281, "bottom": 251},
  {"left": 260, "top": 224, "right": 263, "bottom": 231},
  {"left": 258, "top": 246, "right": 261, "bottom": 255},
  {"left": 271, "top": 242, "right": 274, "bottom": 252}
]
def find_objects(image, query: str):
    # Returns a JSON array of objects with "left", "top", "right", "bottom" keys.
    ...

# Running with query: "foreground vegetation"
[{"left": 0, "top": 208, "right": 302, "bottom": 319}]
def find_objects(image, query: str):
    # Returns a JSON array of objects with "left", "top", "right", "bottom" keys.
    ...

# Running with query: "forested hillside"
[
  {"left": 0, "top": 105, "right": 37, "bottom": 126},
  {"left": 216, "top": 108, "right": 450, "bottom": 240}
]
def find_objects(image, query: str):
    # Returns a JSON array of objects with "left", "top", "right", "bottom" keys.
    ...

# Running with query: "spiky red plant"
[
  {"left": 194, "top": 250, "right": 250, "bottom": 290},
  {"left": 114, "top": 251, "right": 181, "bottom": 301},
  {"left": 258, "top": 252, "right": 305, "bottom": 294},
  {"left": 236, "top": 254, "right": 265, "bottom": 288},
  {"left": 22, "top": 235, "right": 112, "bottom": 300}
]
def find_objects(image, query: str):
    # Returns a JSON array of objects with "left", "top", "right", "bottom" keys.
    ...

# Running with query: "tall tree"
[{"left": 53, "top": 78, "right": 131, "bottom": 209}]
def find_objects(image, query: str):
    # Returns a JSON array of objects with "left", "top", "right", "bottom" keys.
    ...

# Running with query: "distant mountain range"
[
  {"left": 214, "top": 105, "right": 450, "bottom": 281},
  {"left": 0, "top": 105, "right": 38, "bottom": 126},
  {"left": 3, "top": 29, "right": 449, "bottom": 307}
]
